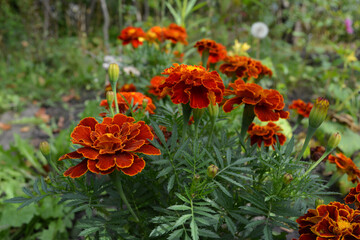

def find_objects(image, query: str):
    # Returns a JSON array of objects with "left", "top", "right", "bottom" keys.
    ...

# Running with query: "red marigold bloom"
[
  {"left": 194, "top": 39, "right": 227, "bottom": 64},
  {"left": 247, "top": 122, "right": 286, "bottom": 149},
  {"left": 59, "top": 114, "right": 161, "bottom": 178},
  {"left": 289, "top": 99, "right": 313, "bottom": 118},
  {"left": 222, "top": 79, "right": 289, "bottom": 121},
  {"left": 328, "top": 153, "right": 360, "bottom": 183},
  {"left": 159, "top": 64, "right": 225, "bottom": 109},
  {"left": 345, "top": 183, "right": 360, "bottom": 209},
  {"left": 146, "top": 26, "right": 166, "bottom": 43},
  {"left": 118, "top": 26, "right": 146, "bottom": 48},
  {"left": 296, "top": 202, "right": 360, "bottom": 240},
  {"left": 100, "top": 92, "right": 156, "bottom": 115},
  {"left": 120, "top": 83, "right": 137, "bottom": 92},
  {"left": 219, "top": 55, "right": 272, "bottom": 79},
  {"left": 164, "top": 23, "right": 188, "bottom": 45},
  {"left": 148, "top": 76, "right": 167, "bottom": 99}
]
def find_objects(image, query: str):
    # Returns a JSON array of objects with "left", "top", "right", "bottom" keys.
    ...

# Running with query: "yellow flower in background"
[
  {"left": 346, "top": 52, "right": 357, "bottom": 63},
  {"left": 228, "top": 40, "right": 251, "bottom": 56}
]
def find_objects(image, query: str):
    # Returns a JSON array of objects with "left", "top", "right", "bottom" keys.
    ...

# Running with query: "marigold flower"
[
  {"left": 194, "top": 39, "right": 227, "bottom": 64},
  {"left": 118, "top": 26, "right": 146, "bottom": 48},
  {"left": 345, "top": 183, "right": 360, "bottom": 209},
  {"left": 164, "top": 23, "right": 188, "bottom": 45},
  {"left": 289, "top": 99, "right": 313, "bottom": 118},
  {"left": 247, "top": 122, "right": 286, "bottom": 149},
  {"left": 100, "top": 92, "right": 156, "bottom": 115},
  {"left": 146, "top": 26, "right": 166, "bottom": 43},
  {"left": 223, "top": 79, "right": 289, "bottom": 122},
  {"left": 296, "top": 202, "right": 360, "bottom": 240},
  {"left": 59, "top": 114, "right": 161, "bottom": 178},
  {"left": 328, "top": 153, "right": 360, "bottom": 183},
  {"left": 120, "top": 83, "right": 137, "bottom": 92},
  {"left": 159, "top": 64, "right": 225, "bottom": 109},
  {"left": 219, "top": 55, "right": 272, "bottom": 79},
  {"left": 148, "top": 76, "right": 167, "bottom": 99}
]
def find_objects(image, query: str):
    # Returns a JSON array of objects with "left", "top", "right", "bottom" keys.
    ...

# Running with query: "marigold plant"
[
  {"left": 100, "top": 92, "right": 156, "bottom": 115},
  {"left": 59, "top": 114, "right": 161, "bottom": 178},
  {"left": 247, "top": 122, "right": 286, "bottom": 148},
  {"left": 194, "top": 39, "right": 227, "bottom": 64},
  {"left": 159, "top": 64, "right": 225, "bottom": 109},
  {"left": 328, "top": 153, "right": 360, "bottom": 183},
  {"left": 289, "top": 99, "right": 313, "bottom": 118},
  {"left": 118, "top": 26, "right": 146, "bottom": 48},
  {"left": 296, "top": 202, "right": 360, "bottom": 240},
  {"left": 345, "top": 183, "right": 360, "bottom": 209}
]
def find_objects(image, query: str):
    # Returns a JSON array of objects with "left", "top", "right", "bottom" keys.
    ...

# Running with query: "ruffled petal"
[
  {"left": 135, "top": 144, "right": 161, "bottom": 155},
  {"left": 114, "top": 152, "right": 134, "bottom": 168},
  {"left": 113, "top": 113, "right": 135, "bottom": 126},
  {"left": 96, "top": 154, "right": 116, "bottom": 171},
  {"left": 277, "top": 110, "right": 290, "bottom": 119},
  {"left": 254, "top": 105, "right": 279, "bottom": 121},
  {"left": 170, "top": 81, "right": 190, "bottom": 105},
  {"left": 78, "top": 117, "right": 98, "bottom": 130},
  {"left": 59, "top": 151, "right": 83, "bottom": 161},
  {"left": 63, "top": 159, "right": 88, "bottom": 178},
  {"left": 188, "top": 86, "right": 210, "bottom": 109},
  {"left": 123, "top": 139, "right": 145, "bottom": 151},
  {"left": 77, "top": 147, "right": 99, "bottom": 160},
  {"left": 134, "top": 122, "right": 154, "bottom": 141},
  {"left": 71, "top": 125, "right": 93, "bottom": 146},
  {"left": 102, "top": 117, "right": 113, "bottom": 125},
  {"left": 87, "top": 160, "right": 100, "bottom": 173},
  {"left": 222, "top": 97, "right": 243, "bottom": 113},
  {"left": 121, "top": 156, "right": 145, "bottom": 176}
]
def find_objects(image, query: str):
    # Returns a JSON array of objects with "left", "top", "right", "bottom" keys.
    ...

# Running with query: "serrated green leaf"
[
  {"left": 170, "top": 124, "right": 178, "bottom": 151},
  {"left": 79, "top": 227, "right": 100, "bottom": 237},
  {"left": 263, "top": 224, "right": 273, "bottom": 240},
  {"left": 33, "top": 178, "right": 40, "bottom": 195},
  {"left": 150, "top": 119, "right": 167, "bottom": 145},
  {"left": 240, "top": 206, "right": 267, "bottom": 215},
  {"left": 245, "top": 219, "right": 266, "bottom": 229},
  {"left": 198, "top": 228, "right": 220, "bottom": 238},
  {"left": 167, "top": 175, "right": 175, "bottom": 193},
  {"left": 168, "top": 205, "right": 191, "bottom": 211},
  {"left": 218, "top": 175, "right": 244, "bottom": 188},
  {"left": 18, "top": 195, "right": 45, "bottom": 209},
  {"left": 214, "top": 181, "right": 232, "bottom": 197},
  {"left": 172, "top": 214, "right": 191, "bottom": 229},
  {"left": 190, "top": 218, "right": 199, "bottom": 240},
  {"left": 40, "top": 177, "right": 48, "bottom": 193},
  {"left": 157, "top": 166, "right": 173, "bottom": 178},
  {"left": 167, "top": 228, "right": 184, "bottom": 240},
  {"left": 174, "top": 139, "right": 190, "bottom": 160},
  {"left": 22, "top": 187, "right": 33, "bottom": 197},
  {"left": 175, "top": 193, "right": 190, "bottom": 203},
  {"left": 4, "top": 196, "right": 29, "bottom": 203},
  {"left": 150, "top": 223, "right": 173, "bottom": 237},
  {"left": 225, "top": 216, "right": 236, "bottom": 236}
]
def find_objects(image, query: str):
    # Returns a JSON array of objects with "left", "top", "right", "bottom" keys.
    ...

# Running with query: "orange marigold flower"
[
  {"left": 219, "top": 55, "right": 272, "bottom": 79},
  {"left": 148, "top": 76, "right": 167, "bottom": 99},
  {"left": 289, "top": 99, "right": 313, "bottom": 118},
  {"left": 120, "top": 83, "right": 137, "bottom": 92},
  {"left": 59, "top": 114, "right": 161, "bottom": 178},
  {"left": 247, "top": 122, "right": 286, "bottom": 149},
  {"left": 194, "top": 39, "right": 227, "bottom": 64},
  {"left": 345, "top": 183, "right": 360, "bottom": 209},
  {"left": 173, "top": 50, "right": 184, "bottom": 62},
  {"left": 100, "top": 92, "right": 156, "bottom": 115},
  {"left": 146, "top": 26, "right": 166, "bottom": 43},
  {"left": 159, "top": 64, "right": 225, "bottom": 109},
  {"left": 296, "top": 202, "right": 360, "bottom": 240},
  {"left": 328, "top": 153, "right": 360, "bottom": 183},
  {"left": 118, "top": 26, "right": 146, "bottom": 48},
  {"left": 164, "top": 23, "right": 188, "bottom": 45},
  {"left": 222, "top": 79, "right": 289, "bottom": 121}
]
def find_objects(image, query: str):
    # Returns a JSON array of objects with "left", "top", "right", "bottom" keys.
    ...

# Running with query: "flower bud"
[
  {"left": 309, "top": 97, "right": 329, "bottom": 128},
  {"left": 142, "top": 98, "right": 148, "bottom": 109},
  {"left": 208, "top": 103, "right": 219, "bottom": 119},
  {"left": 106, "top": 91, "right": 115, "bottom": 104},
  {"left": 108, "top": 63, "right": 120, "bottom": 83},
  {"left": 283, "top": 173, "right": 293, "bottom": 185},
  {"left": 315, "top": 198, "right": 324, "bottom": 207},
  {"left": 207, "top": 164, "right": 219, "bottom": 178},
  {"left": 40, "top": 141, "right": 50, "bottom": 156},
  {"left": 193, "top": 108, "right": 206, "bottom": 125},
  {"left": 193, "top": 174, "right": 201, "bottom": 182},
  {"left": 327, "top": 132, "right": 341, "bottom": 149}
]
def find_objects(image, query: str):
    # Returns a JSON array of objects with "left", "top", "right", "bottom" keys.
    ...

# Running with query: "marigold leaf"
[
  {"left": 168, "top": 205, "right": 191, "bottom": 211},
  {"left": 245, "top": 219, "right": 266, "bottom": 229},
  {"left": 22, "top": 187, "right": 33, "bottom": 197},
  {"left": 150, "top": 119, "right": 167, "bottom": 145},
  {"left": 172, "top": 214, "right": 191, "bottom": 229},
  {"left": 150, "top": 223, "right": 173, "bottom": 237},
  {"left": 169, "top": 124, "right": 178, "bottom": 151},
  {"left": 4, "top": 197, "right": 29, "bottom": 203},
  {"left": 225, "top": 216, "right": 236, "bottom": 236},
  {"left": 33, "top": 178, "right": 40, "bottom": 195},
  {"left": 40, "top": 177, "right": 48, "bottom": 193},
  {"left": 79, "top": 227, "right": 100, "bottom": 237},
  {"left": 167, "top": 228, "right": 184, "bottom": 240},
  {"left": 174, "top": 139, "right": 190, "bottom": 160},
  {"left": 157, "top": 166, "right": 173, "bottom": 178},
  {"left": 198, "top": 228, "right": 220, "bottom": 238},
  {"left": 167, "top": 175, "right": 175, "bottom": 193},
  {"left": 218, "top": 175, "right": 244, "bottom": 188},
  {"left": 175, "top": 193, "right": 190, "bottom": 203},
  {"left": 241, "top": 206, "right": 267, "bottom": 215},
  {"left": 190, "top": 218, "right": 199, "bottom": 240},
  {"left": 263, "top": 224, "right": 273, "bottom": 240},
  {"left": 213, "top": 180, "right": 232, "bottom": 197}
]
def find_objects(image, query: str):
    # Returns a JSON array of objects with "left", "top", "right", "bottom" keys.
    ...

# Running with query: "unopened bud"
[
  {"left": 193, "top": 108, "right": 206, "bottom": 125},
  {"left": 108, "top": 63, "right": 120, "bottom": 83},
  {"left": 207, "top": 164, "right": 219, "bottom": 178},
  {"left": 40, "top": 141, "right": 50, "bottom": 156},
  {"left": 315, "top": 198, "right": 324, "bottom": 207},
  {"left": 208, "top": 103, "right": 219, "bottom": 119},
  {"left": 142, "top": 98, "right": 149, "bottom": 109},
  {"left": 327, "top": 132, "right": 341, "bottom": 149},
  {"left": 193, "top": 174, "right": 201, "bottom": 182},
  {"left": 309, "top": 97, "right": 329, "bottom": 128},
  {"left": 106, "top": 91, "right": 115, "bottom": 104},
  {"left": 283, "top": 173, "right": 293, "bottom": 185}
]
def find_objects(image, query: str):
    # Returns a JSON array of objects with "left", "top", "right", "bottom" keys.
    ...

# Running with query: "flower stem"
[
  {"left": 240, "top": 104, "right": 255, "bottom": 140},
  {"left": 110, "top": 172, "right": 139, "bottom": 222},
  {"left": 181, "top": 103, "right": 192, "bottom": 141},
  {"left": 296, "top": 126, "right": 317, "bottom": 162},
  {"left": 202, "top": 49, "right": 209, "bottom": 69},
  {"left": 301, "top": 147, "right": 333, "bottom": 179},
  {"left": 111, "top": 82, "right": 120, "bottom": 114}
]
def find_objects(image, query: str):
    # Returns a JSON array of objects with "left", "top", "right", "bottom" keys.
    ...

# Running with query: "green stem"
[
  {"left": 240, "top": 104, "right": 255, "bottom": 140},
  {"left": 111, "top": 82, "right": 120, "bottom": 114},
  {"left": 201, "top": 49, "right": 209, "bottom": 69},
  {"left": 207, "top": 118, "right": 216, "bottom": 148},
  {"left": 181, "top": 103, "right": 192, "bottom": 141},
  {"left": 296, "top": 126, "right": 317, "bottom": 162},
  {"left": 325, "top": 171, "right": 343, "bottom": 187},
  {"left": 110, "top": 172, "right": 139, "bottom": 222},
  {"left": 302, "top": 147, "right": 333, "bottom": 179}
]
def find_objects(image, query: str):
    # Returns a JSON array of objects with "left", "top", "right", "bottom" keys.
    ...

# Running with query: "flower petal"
[
  {"left": 77, "top": 147, "right": 99, "bottom": 160},
  {"left": 71, "top": 125, "right": 93, "bottom": 146},
  {"left": 59, "top": 151, "right": 83, "bottom": 161},
  {"left": 121, "top": 156, "right": 145, "bottom": 176},
  {"left": 134, "top": 122, "right": 154, "bottom": 141},
  {"left": 78, "top": 117, "right": 98, "bottom": 130},
  {"left": 113, "top": 113, "right": 135, "bottom": 126},
  {"left": 188, "top": 86, "right": 210, "bottom": 109},
  {"left": 87, "top": 160, "right": 100, "bottom": 173},
  {"left": 135, "top": 144, "right": 161, "bottom": 155},
  {"left": 96, "top": 154, "right": 116, "bottom": 171},
  {"left": 254, "top": 105, "right": 279, "bottom": 121},
  {"left": 115, "top": 152, "right": 134, "bottom": 168},
  {"left": 123, "top": 139, "right": 145, "bottom": 151},
  {"left": 63, "top": 159, "right": 88, "bottom": 178},
  {"left": 222, "top": 97, "right": 243, "bottom": 113}
]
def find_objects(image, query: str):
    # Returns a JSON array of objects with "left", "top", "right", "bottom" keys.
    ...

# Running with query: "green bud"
[
  {"left": 39, "top": 141, "right": 50, "bottom": 156},
  {"left": 106, "top": 91, "right": 115, "bottom": 104},
  {"left": 309, "top": 97, "right": 329, "bottom": 128},
  {"left": 315, "top": 198, "right": 324, "bottom": 207},
  {"left": 208, "top": 103, "right": 219, "bottom": 119},
  {"left": 108, "top": 63, "right": 120, "bottom": 83},
  {"left": 327, "top": 132, "right": 341, "bottom": 149},
  {"left": 193, "top": 108, "right": 206, "bottom": 125},
  {"left": 207, "top": 164, "right": 219, "bottom": 178},
  {"left": 283, "top": 173, "right": 293, "bottom": 185},
  {"left": 142, "top": 98, "right": 149, "bottom": 109},
  {"left": 193, "top": 174, "right": 201, "bottom": 182}
]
